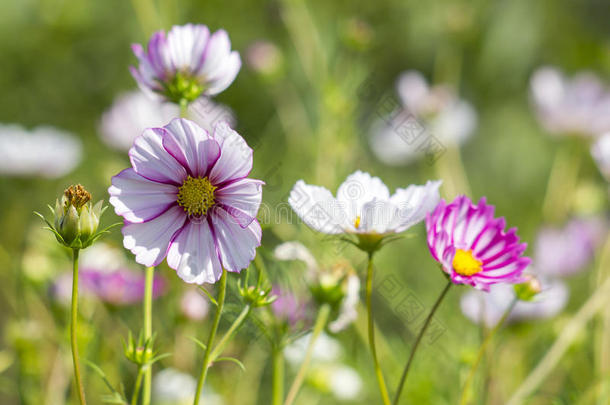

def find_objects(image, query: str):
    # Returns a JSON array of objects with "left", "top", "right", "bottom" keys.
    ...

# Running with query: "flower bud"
[
  {"left": 514, "top": 275, "right": 542, "bottom": 302},
  {"left": 39, "top": 184, "right": 107, "bottom": 250}
]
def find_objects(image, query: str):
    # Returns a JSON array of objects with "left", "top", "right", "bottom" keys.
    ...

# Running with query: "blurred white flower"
[
  {"left": 327, "top": 365, "right": 363, "bottom": 400},
  {"left": 180, "top": 289, "right": 209, "bottom": 321},
  {"left": 530, "top": 66, "right": 610, "bottom": 137},
  {"left": 153, "top": 368, "right": 223, "bottom": 405},
  {"left": 284, "top": 332, "right": 342, "bottom": 365},
  {"left": 274, "top": 241, "right": 360, "bottom": 332},
  {"left": 369, "top": 70, "right": 477, "bottom": 165},
  {"left": 460, "top": 276, "right": 569, "bottom": 328},
  {"left": 0, "top": 123, "right": 81, "bottom": 178},
  {"left": 99, "top": 90, "right": 236, "bottom": 151},
  {"left": 592, "top": 132, "right": 610, "bottom": 181},
  {"left": 245, "top": 40, "right": 283, "bottom": 76}
]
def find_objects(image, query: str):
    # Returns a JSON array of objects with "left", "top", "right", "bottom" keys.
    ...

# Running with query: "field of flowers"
[{"left": 1, "top": 0, "right": 610, "bottom": 404}]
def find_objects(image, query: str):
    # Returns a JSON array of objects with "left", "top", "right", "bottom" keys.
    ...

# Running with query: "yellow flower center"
[
  {"left": 354, "top": 215, "right": 361, "bottom": 229},
  {"left": 452, "top": 249, "right": 483, "bottom": 276},
  {"left": 177, "top": 176, "right": 217, "bottom": 216}
]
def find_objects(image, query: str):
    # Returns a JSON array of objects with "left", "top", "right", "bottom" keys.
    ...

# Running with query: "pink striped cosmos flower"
[
  {"left": 426, "top": 196, "right": 531, "bottom": 291},
  {"left": 130, "top": 24, "right": 241, "bottom": 104},
  {"left": 108, "top": 118, "right": 263, "bottom": 284}
]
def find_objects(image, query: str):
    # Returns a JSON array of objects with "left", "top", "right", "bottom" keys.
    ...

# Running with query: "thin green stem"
[
  {"left": 142, "top": 266, "right": 154, "bottom": 405},
  {"left": 365, "top": 254, "right": 392, "bottom": 405},
  {"left": 393, "top": 280, "right": 452, "bottom": 405},
  {"left": 180, "top": 100, "right": 189, "bottom": 118},
  {"left": 131, "top": 367, "right": 144, "bottom": 405},
  {"left": 284, "top": 303, "right": 332, "bottom": 405},
  {"left": 459, "top": 298, "right": 518, "bottom": 405},
  {"left": 272, "top": 346, "right": 285, "bottom": 405},
  {"left": 193, "top": 269, "right": 227, "bottom": 405},
  {"left": 209, "top": 304, "right": 252, "bottom": 362},
  {"left": 71, "top": 249, "right": 87, "bottom": 405}
]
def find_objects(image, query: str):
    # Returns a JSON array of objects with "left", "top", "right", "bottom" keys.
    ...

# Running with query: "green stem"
[
  {"left": 70, "top": 249, "right": 87, "bottom": 405},
  {"left": 284, "top": 304, "right": 331, "bottom": 405},
  {"left": 365, "top": 254, "right": 392, "bottom": 405},
  {"left": 193, "top": 269, "right": 227, "bottom": 405},
  {"left": 272, "top": 346, "right": 285, "bottom": 405},
  {"left": 209, "top": 304, "right": 252, "bottom": 362},
  {"left": 142, "top": 266, "right": 154, "bottom": 405},
  {"left": 393, "top": 280, "right": 452, "bottom": 405},
  {"left": 459, "top": 298, "right": 518, "bottom": 405},
  {"left": 131, "top": 367, "right": 144, "bottom": 405}
]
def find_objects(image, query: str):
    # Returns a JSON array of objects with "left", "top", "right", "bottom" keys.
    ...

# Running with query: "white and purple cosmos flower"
[
  {"left": 130, "top": 24, "right": 241, "bottom": 104},
  {"left": 426, "top": 196, "right": 531, "bottom": 291},
  {"left": 108, "top": 118, "right": 263, "bottom": 284},
  {"left": 288, "top": 171, "right": 441, "bottom": 235},
  {"left": 530, "top": 67, "right": 610, "bottom": 137}
]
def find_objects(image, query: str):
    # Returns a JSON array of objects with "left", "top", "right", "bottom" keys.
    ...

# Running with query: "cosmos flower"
[
  {"left": 130, "top": 24, "right": 241, "bottom": 105},
  {"left": 108, "top": 118, "right": 263, "bottom": 284},
  {"left": 0, "top": 123, "right": 81, "bottom": 178},
  {"left": 530, "top": 66, "right": 610, "bottom": 137},
  {"left": 369, "top": 70, "right": 477, "bottom": 165},
  {"left": 288, "top": 171, "right": 441, "bottom": 236},
  {"left": 426, "top": 196, "right": 531, "bottom": 291},
  {"left": 99, "top": 91, "right": 235, "bottom": 151},
  {"left": 51, "top": 243, "right": 166, "bottom": 306},
  {"left": 591, "top": 132, "right": 610, "bottom": 181},
  {"left": 460, "top": 276, "right": 569, "bottom": 327},
  {"left": 274, "top": 241, "right": 360, "bottom": 332},
  {"left": 153, "top": 368, "right": 223, "bottom": 405},
  {"left": 180, "top": 289, "right": 210, "bottom": 321},
  {"left": 270, "top": 285, "right": 308, "bottom": 327},
  {"left": 534, "top": 217, "right": 605, "bottom": 277},
  {"left": 245, "top": 40, "right": 283, "bottom": 76},
  {"left": 284, "top": 332, "right": 343, "bottom": 365}
]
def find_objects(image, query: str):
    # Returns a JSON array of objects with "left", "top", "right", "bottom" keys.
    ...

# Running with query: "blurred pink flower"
[
  {"left": 530, "top": 67, "right": 610, "bottom": 137},
  {"left": 271, "top": 285, "right": 308, "bottom": 327},
  {"left": 245, "top": 40, "right": 282, "bottom": 76},
  {"left": 460, "top": 277, "right": 569, "bottom": 327},
  {"left": 535, "top": 217, "right": 606, "bottom": 277},
  {"left": 108, "top": 119, "right": 263, "bottom": 284},
  {"left": 180, "top": 289, "right": 209, "bottom": 321},
  {"left": 426, "top": 196, "right": 531, "bottom": 291},
  {"left": 369, "top": 70, "right": 477, "bottom": 165},
  {"left": 591, "top": 132, "right": 610, "bottom": 181},
  {"left": 130, "top": 24, "right": 241, "bottom": 104}
]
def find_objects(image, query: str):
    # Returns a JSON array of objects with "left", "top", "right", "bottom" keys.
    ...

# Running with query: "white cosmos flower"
[
  {"left": 0, "top": 123, "right": 81, "bottom": 178},
  {"left": 369, "top": 70, "right": 477, "bottom": 166},
  {"left": 100, "top": 90, "right": 235, "bottom": 151},
  {"left": 284, "top": 332, "right": 342, "bottom": 365},
  {"left": 327, "top": 365, "right": 363, "bottom": 400},
  {"left": 288, "top": 171, "right": 441, "bottom": 235}
]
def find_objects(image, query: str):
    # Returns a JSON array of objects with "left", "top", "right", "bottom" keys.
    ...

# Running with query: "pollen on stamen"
[
  {"left": 177, "top": 176, "right": 217, "bottom": 216},
  {"left": 452, "top": 249, "right": 483, "bottom": 276},
  {"left": 354, "top": 215, "right": 361, "bottom": 229}
]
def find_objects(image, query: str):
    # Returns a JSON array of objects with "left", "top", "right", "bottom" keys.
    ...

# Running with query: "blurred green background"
[{"left": 0, "top": 0, "right": 609, "bottom": 404}]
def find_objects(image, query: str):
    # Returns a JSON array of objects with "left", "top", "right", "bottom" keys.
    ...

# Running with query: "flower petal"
[
  {"left": 288, "top": 180, "right": 345, "bottom": 234},
  {"left": 390, "top": 180, "right": 442, "bottom": 233},
  {"left": 208, "top": 122, "right": 252, "bottom": 184},
  {"left": 215, "top": 178, "right": 264, "bottom": 227},
  {"left": 209, "top": 207, "right": 261, "bottom": 272},
  {"left": 109, "top": 168, "right": 178, "bottom": 223},
  {"left": 129, "top": 127, "right": 187, "bottom": 185},
  {"left": 336, "top": 171, "right": 390, "bottom": 223},
  {"left": 166, "top": 219, "right": 223, "bottom": 284},
  {"left": 162, "top": 118, "right": 220, "bottom": 178},
  {"left": 122, "top": 206, "right": 186, "bottom": 267}
]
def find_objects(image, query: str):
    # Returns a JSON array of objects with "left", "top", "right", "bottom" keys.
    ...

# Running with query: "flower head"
[
  {"left": 130, "top": 24, "right": 241, "bottom": 105},
  {"left": 100, "top": 91, "right": 235, "bottom": 151},
  {"left": 289, "top": 171, "right": 441, "bottom": 241},
  {"left": 592, "top": 132, "right": 610, "bottom": 181},
  {"left": 180, "top": 289, "right": 210, "bottom": 321},
  {"left": 530, "top": 67, "right": 610, "bottom": 137},
  {"left": 108, "top": 119, "right": 263, "bottom": 284},
  {"left": 426, "top": 196, "right": 531, "bottom": 291},
  {"left": 0, "top": 123, "right": 81, "bottom": 178},
  {"left": 369, "top": 70, "right": 477, "bottom": 166}
]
